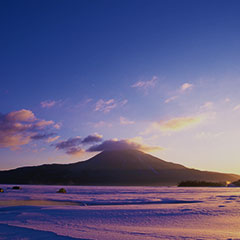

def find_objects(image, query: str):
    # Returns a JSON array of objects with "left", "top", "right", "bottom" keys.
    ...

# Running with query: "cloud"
[
  {"left": 131, "top": 76, "right": 157, "bottom": 93},
  {"left": 154, "top": 116, "right": 204, "bottom": 132},
  {"left": 120, "top": 99, "right": 128, "bottom": 106},
  {"left": 120, "top": 116, "right": 135, "bottom": 125},
  {"left": 34, "top": 120, "right": 54, "bottom": 129},
  {"left": 65, "top": 147, "right": 85, "bottom": 156},
  {"left": 164, "top": 96, "right": 178, "bottom": 103},
  {"left": 82, "top": 133, "right": 103, "bottom": 144},
  {"left": 53, "top": 123, "right": 62, "bottom": 129},
  {"left": 0, "top": 109, "right": 56, "bottom": 150},
  {"left": 233, "top": 104, "right": 240, "bottom": 111},
  {"left": 95, "top": 99, "right": 117, "bottom": 113},
  {"left": 180, "top": 83, "right": 193, "bottom": 92},
  {"left": 55, "top": 137, "right": 82, "bottom": 150},
  {"left": 54, "top": 134, "right": 162, "bottom": 155},
  {"left": 31, "top": 133, "right": 55, "bottom": 140},
  {"left": 6, "top": 109, "right": 36, "bottom": 122},
  {"left": 164, "top": 82, "right": 193, "bottom": 104},
  {"left": 200, "top": 101, "right": 214, "bottom": 110},
  {"left": 41, "top": 100, "right": 57, "bottom": 108},
  {"left": 47, "top": 136, "right": 60, "bottom": 143},
  {"left": 225, "top": 98, "right": 230, "bottom": 103},
  {"left": 54, "top": 134, "right": 103, "bottom": 155},
  {"left": 94, "top": 99, "right": 127, "bottom": 113},
  {"left": 143, "top": 115, "right": 205, "bottom": 135},
  {"left": 195, "top": 131, "right": 224, "bottom": 139},
  {"left": 87, "top": 139, "right": 163, "bottom": 153},
  {"left": 93, "top": 121, "right": 112, "bottom": 128}
]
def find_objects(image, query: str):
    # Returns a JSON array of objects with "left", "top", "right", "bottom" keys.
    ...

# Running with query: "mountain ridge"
[{"left": 0, "top": 150, "right": 239, "bottom": 186}]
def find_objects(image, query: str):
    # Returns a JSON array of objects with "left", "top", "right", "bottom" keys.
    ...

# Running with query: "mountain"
[{"left": 0, "top": 150, "right": 239, "bottom": 186}]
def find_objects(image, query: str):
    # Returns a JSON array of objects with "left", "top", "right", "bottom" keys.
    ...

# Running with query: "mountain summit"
[{"left": 0, "top": 150, "right": 238, "bottom": 185}]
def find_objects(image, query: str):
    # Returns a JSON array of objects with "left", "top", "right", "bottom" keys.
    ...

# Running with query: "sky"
[{"left": 1, "top": 0, "right": 240, "bottom": 174}]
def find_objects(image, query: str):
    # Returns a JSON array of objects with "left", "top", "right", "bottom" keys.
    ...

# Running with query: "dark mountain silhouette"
[{"left": 0, "top": 150, "right": 239, "bottom": 186}]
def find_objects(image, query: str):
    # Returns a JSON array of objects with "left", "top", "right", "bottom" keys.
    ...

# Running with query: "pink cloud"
[
  {"left": 94, "top": 98, "right": 127, "bottom": 113},
  {"left": 40, "top": 100, "right": 57, "bottom": 108},
  {"left": 0, "top": 109, "right": 57, "bottom": 150},
  {"left": 95, "top": 99, "right": 117, "bottom": 113},
  {"left": 164, "top": 96, "right": 178, "bottom": 103},
  {"left": 180, "top": 83, "right": 193, "bottom": 92},
  {"left": 164, "top": 82, "right": 194, "bottom": 104},
  {"left": 132, "top": 76, "right": 157, "bottom": 93}
]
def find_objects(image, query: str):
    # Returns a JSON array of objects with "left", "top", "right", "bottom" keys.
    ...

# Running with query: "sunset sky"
[{"left": 1, "top": 0, "right": 240, "bottom": 174}]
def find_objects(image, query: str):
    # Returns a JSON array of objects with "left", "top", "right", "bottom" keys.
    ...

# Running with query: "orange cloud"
[
  {"left": 155, "top": 116, "right": 203, "bottom": 131},
  {"left": 34, "top": 120, "right": 54, "bottom": 128},
  {"left": 6, "top": 109, "right": 36, "bottom": 122},
  {"left": 143, "top": 115, "right": 205, "bottom": 135},
  {"left": 47, "top": 136, "right": 60, "bottom": 143},
  {"left": 0, "top": 134, "right": 31, "bottom": 150}
]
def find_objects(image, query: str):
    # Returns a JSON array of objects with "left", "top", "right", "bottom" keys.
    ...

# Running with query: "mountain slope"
[{"left": 0, "top": 150, "right": 238, "bottom": 186}]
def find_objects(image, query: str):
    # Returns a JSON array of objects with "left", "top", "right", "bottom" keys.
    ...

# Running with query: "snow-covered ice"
[{"left": 0, "top": 185, "right": 240, "bottom": 239}]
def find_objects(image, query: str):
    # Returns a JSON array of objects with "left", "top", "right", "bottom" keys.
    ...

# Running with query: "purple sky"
[{"left": 1, "top": 0, "right": 240, "bottom": 174}]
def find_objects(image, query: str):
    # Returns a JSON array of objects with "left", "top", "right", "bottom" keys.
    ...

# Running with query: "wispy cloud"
[
  {"left": 143, "top": 115, "right": 205, "bottom": 134},
  {"left": 180, "top": 83, "right": 193, "bottom": 92},
  {"left": 200, "top": 101, "right": 214, "bottom": 110},
  {"left": 195, "top": 131, "right": 224, "bottom": 139},
  {"left": 93, "top": 121, "right": 112, "bottom": 128},
  {"left": 164, "top": 96, "right": 178, "bottom": 103},
  {"left": 95, "top": 99, "right": 127, "bottom": 113},
  {"left": 31, "top": 133, "right": 55, "bottom": 140},
  {"left": 41, "top": 100, "right": 57, "bottom": 108},
  {"left": 131, "top": 76, "right": 157, "bottom": 94},
  {"left": 120, "top": 116, "right": 135, "bottom": 125},
  {"left": 164, "top": 82, "right": 194, "bottom": 104},
  {"left": 233, "top": 104, "right": 240, "bottom": 111},
  {"left": 47, "top": 136, "right": 60, "bottom": 143},
  {"left": 31, "top": 133, "right": 60, "bottom": 143},
  {"left": 0, "top": 109, "right": 57, "bottom": 150},
  {"left": 155, "top": 116, "right": 203, "bottom": 132},
  {"left": 95, "top": 99, "right": 117, "bottom": 113}
]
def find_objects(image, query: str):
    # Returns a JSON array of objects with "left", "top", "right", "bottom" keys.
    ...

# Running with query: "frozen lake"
[{"left": 0, "top": 185, "right": 240, "bottom": 239}]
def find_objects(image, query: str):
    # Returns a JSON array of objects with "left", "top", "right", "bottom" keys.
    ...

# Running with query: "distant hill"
[{"left": 0, "top": 150, "right": 239, "bottom": 186}]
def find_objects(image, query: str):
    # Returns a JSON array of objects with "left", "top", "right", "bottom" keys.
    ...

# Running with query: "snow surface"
[{"left": 0, "top": 185, "right": 240, "bottom": 239}]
